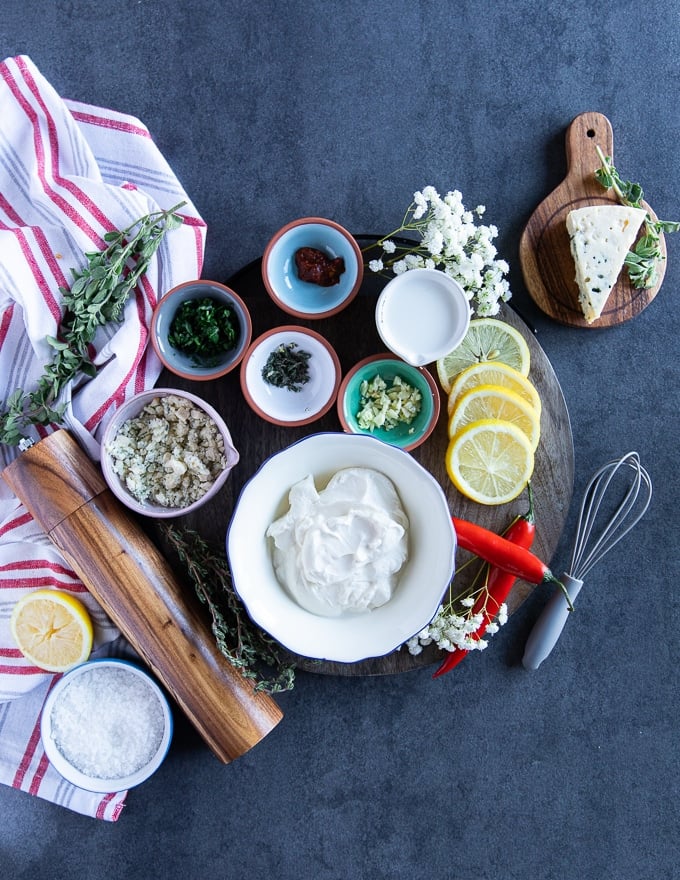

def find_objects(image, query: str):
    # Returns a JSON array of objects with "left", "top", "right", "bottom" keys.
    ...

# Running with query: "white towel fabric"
[{"left": 0, "top": 55, "right": 207, "bottom": 819}]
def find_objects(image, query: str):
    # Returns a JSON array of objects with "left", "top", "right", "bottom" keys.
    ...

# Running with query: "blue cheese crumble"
[{"left": 106, "top": 394, "right": 227, "bottom": 507}]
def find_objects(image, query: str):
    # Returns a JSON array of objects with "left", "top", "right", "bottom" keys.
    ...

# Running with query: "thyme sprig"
[
  {"left": 0, "top": 202, "right": 186, "bottom": 446},
  {"left": 594, "top": 146, "right": 680, "bottom": 289},
  {"left": 160, "top": 523, "right": 296, "bottom": 694}
]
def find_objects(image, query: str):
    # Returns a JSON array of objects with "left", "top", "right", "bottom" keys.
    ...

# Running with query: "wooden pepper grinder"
[{"left": 2, "top": 429, "right": 282, "bottom": 763}]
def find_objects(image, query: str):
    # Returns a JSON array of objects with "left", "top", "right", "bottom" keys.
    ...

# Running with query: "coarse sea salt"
[{"left": 49, "top": 666, "right": 166, "bottom": 780}]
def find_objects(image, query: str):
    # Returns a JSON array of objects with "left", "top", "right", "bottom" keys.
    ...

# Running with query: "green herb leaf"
[
  {"left": 167, "top": 297, "right": 240, "bottom": 366},
  {"left": 0, "top": 201, "right": 187, "bottom": 447},
  {"left": 159, "top": 524, "right": 296, "bottom": 693},
  {"left": 594, "top": 145, "right": 677, "bottom": 290},
  {"left": 261, "top": 342, "right": 311, "bottom": 392}
]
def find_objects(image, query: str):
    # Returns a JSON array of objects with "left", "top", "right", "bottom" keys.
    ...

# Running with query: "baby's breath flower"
[
  {"left": 406, "top": 637, "right": 423, "bottom": 656},
  {"left": 403, "top": 574, "right": 509, "bottom": 656},
  {"left": 367, "top": 185, "right": 511, "bottom": 316}
]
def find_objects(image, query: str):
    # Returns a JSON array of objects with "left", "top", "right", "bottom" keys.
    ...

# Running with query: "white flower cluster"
[
  {"left": 405, "top": 595, "right": 508, "bottom": 656},
  {"left": 368, "top": 185, "right": 512, "bottom": 317}
]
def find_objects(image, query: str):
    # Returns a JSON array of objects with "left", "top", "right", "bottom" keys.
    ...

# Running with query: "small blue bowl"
[
  {"left": 151, "top": 280, "right": 252, "bottom": 380},
  {"left": 337, "top": 354, "right": 441, "bottom": 452},
  {"left": 262, "top": 217, "right": 363, "bottom": 319}
]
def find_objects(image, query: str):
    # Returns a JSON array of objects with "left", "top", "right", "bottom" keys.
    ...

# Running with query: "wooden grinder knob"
[{"left": 2, "top": 429, "right": 282, "bottom": 763}]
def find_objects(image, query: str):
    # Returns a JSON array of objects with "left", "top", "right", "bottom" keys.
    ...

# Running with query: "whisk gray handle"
[{"left": 522, "top": 574, "right": 583, "bottom": 670}]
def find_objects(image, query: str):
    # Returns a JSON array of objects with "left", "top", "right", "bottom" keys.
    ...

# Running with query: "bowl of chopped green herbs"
[
  {"left": 240, "top": 326, "right": 341, "bottom": 426},
  {"left": 151, "top": 280, "right": 252, "bottom": 380},
  {"left": 337, "top": 354, "right": 441, "bottom": 451}
]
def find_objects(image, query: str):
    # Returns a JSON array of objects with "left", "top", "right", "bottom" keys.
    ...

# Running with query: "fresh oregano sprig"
[
  {"left": 594, "top": 146, "right": 680, "bottom": 289},
  {"left": 0, "top": 202, "right": 186, "bottom": 447},
  {"left": 160, "top": 523, "right": 296, "bottom": 694}
]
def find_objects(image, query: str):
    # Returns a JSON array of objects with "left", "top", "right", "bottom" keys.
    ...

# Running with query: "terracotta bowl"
[
  {"left": 337, "top": 353, "right": 441, "bottom": 452},
  {"left": 151, "top": 280, "right": 252, "bottom": 380},
  {"left": 262, "top": 217, "right": 363, "bottom": 319},
  {"left": 240, "top": 326, "right": 341, "bottom": 426}
]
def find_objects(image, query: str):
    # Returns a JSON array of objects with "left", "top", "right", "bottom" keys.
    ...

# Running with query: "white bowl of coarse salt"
[{"left": 40, "top": 659, "right": 173, "bottom": 792}]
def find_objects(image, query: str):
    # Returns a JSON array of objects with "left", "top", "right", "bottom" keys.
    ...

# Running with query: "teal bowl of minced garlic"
[{"left": 337, "top": 353, "right": 440, "bottom": 452}]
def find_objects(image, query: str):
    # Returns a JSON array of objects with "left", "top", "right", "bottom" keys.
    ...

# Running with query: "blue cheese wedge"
[{"left": 566, "top": 205, "right": 647, "bottom": 323}]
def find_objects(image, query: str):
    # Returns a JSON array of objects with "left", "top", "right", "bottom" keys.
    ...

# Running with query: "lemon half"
[{"left": 10, "top": 589, "right": 93, "bottom": 673}]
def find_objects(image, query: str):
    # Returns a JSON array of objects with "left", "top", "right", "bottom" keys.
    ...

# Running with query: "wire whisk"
[
  {"left": 523, "top": 451, "right": 652, "bottom": 669},
  {"left": 567, "top": 451, "right": 652, "bottom": 581}
]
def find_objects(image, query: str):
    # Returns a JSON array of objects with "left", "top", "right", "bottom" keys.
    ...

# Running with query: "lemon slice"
[
  {"left": 436, "top": 318, "right": 531, "bottom": 393},
  {"left": 10, "top": 589, "right": 93, "bottom": 673},
  {"left": 447, "top": 361, "right": 541, "bottom": 417},
  {"left": 449, "top": 384, "right": 541, "bottom": 450},
  {"left": 445, "top": 418, "right": 535, "bottom": 505}
]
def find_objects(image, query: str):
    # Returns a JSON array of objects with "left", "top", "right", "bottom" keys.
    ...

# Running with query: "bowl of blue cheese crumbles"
[{"left": 101, "top": 388, "right": 239, "bottom": 517}]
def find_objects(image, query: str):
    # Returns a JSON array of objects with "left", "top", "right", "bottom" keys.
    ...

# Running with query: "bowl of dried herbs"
[
  {"left": 151, "top": 280, "right": 252, "bottom": 380},
  {"left": 239, "top": 326, "right": 341, "bottom": 426}
]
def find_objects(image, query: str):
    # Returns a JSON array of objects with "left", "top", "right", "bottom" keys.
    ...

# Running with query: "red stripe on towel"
[
  {"left": 68, "top": 108, "right": 152, "bottom": 139},
  {"left": 2, "top": 59, "right": 109, "bottom": 248}
]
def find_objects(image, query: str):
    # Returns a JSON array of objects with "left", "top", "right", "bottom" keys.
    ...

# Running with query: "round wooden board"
[
  {"left": 519, "top": 111, "right": 666, "bottom": 328},
  {"left": 155, "top": 256, "right": 574, "bottom": 676}
]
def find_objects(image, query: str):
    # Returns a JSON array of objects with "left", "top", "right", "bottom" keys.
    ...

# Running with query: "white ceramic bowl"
[
  {"left": 227, "top": 432, "right": 456, "bottom": 662},
  {"left": 240, "top": 326, "right": 341, "bottom": 426},
  {"left": 101, "top": 388, "right": 239, "bottom": 518},
  {"left": 375, "top": 268, "right": 471, "bottom": 366},
  {"left": 40, "top": 659, "right": 173, "bottom": 793}
]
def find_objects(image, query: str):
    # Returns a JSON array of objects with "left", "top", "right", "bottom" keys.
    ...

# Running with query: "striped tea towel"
[{"left": 0, "top": 55, "right": 207, "bottom": 819}]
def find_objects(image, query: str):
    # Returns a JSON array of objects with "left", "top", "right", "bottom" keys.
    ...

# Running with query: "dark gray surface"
[{"left": 2, "top": 1, "right": 678, "bottom": 877}]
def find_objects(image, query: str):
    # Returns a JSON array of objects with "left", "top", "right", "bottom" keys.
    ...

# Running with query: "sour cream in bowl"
[{"left": 227, "top": 432, "right": 456, "bottom": 662}]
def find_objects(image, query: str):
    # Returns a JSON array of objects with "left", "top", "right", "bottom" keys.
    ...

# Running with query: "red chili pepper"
[
  {"left": 452, "top": 516, "right": 561, "bottom": 587},
  {"left": 434, "top": 489, "right": 536, "bottom": 678}
]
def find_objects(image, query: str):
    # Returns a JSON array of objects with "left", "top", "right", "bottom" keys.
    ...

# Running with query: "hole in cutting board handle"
[{"left": 587, "top": 128, "right": 596, "bottom": 138}]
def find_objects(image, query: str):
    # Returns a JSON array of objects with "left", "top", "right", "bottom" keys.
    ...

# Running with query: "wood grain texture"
[
  {"left": 153, "top": 257, "right": 575, "bottom": 676},
  {"left": 2, "top": 430, "right": 282, "bottom": 761},
  {"left": 519, "top": 111, "right": 666, "bottom": 327}
]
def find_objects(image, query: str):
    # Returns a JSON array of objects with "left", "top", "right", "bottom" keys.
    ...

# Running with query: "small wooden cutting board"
[{"left": 519, "top": 111, "right": 666, "bottom": 327}]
